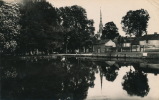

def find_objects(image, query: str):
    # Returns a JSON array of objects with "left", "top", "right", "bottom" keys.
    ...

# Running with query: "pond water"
[{"left": 0, "top": 57, "right": 159, "bottom": 100}]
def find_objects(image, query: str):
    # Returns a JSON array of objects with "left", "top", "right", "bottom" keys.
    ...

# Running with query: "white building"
[{"left": 139, "top": 32, "right": 159, "bottom": 52}]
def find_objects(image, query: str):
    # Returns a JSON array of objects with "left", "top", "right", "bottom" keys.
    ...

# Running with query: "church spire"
[
  {"left": 97, "top": 8, "right": 103, "bottom": 40},
  {"left": 99, "top": 8, "right": 103, "bottom": 33},
  {"left": 100, "top": 8, "right": 102, "bottom": 24}
]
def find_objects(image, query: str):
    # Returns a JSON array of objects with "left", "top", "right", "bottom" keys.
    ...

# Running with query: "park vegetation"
[
  {"left": 101, "top": 21, "right": 119, "bottom": 40},
  {"left": 0, "top": 0, "right": 150, "bottom": 55},
  {"left": 0, "top": 0, "right": 95, "bottom": 55}
]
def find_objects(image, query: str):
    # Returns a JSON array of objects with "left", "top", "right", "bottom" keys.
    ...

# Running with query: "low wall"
[
  {"left": 59, "top": 52, "right": 159, "bottom": 59},
  {"left": 16, "top": 52, "right": 159, "bottom": 61}
]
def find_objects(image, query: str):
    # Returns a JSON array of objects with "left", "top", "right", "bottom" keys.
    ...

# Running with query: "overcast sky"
[{"left": 5, "top": 0, "right": 159, "bottom": 36}]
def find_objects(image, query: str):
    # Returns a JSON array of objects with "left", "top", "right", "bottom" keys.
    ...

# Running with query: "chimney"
[{"left": 154, "top": 32, "right": 157, "bottom": 35}]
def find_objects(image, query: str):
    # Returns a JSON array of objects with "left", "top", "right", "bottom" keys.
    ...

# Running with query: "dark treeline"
[
  {"left": 0, "top": 0, "right": 150, "bottom": 55},
  {"left": 0, "top": 0, "right": 95, "bottom": 55}
]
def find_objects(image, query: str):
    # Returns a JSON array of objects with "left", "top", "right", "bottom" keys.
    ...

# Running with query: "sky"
[{"left": 5, "top": 0, "right": 159, "bottom": 36}]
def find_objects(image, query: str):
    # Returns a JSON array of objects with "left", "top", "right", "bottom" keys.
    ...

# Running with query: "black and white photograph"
[{"left": 0, "top": 0, "right": 159, "bottom": 100}]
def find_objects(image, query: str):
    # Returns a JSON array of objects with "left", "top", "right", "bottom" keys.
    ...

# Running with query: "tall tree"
[
  {"left": 58, "top": 5, "right": 94, "bottom": 53},
  {"left": 0, "top": 1, "right": 21, "bottom": 53},
  {"left": 18, "top": 1, "right": 63, "bottom": 54},
  {"left": 121, "top": 9, "right": 150, "bottom": 37},
  {"left": 101, "top": 21, "right": 119, "bottom": 40}
]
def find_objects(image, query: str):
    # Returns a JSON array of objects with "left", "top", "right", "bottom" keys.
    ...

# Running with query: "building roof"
[
  {"left": 130, "top": 33, "right": 159, "bottom": 45},
  {"left": 94, "top": 39, "right": 111, "bottom": 45},
  {"left": 131, "top": 38, "right": 140, "bottom": 45},
  {"left": 140, "top": 33, "right": 159, "bottom": 40},
  {"left": 122, "top": 37, "right": 135, "bottom": 43}
]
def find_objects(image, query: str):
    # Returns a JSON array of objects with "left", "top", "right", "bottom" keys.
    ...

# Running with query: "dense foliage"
[
  {"left": 0, "top": 1, "right": 20, "bottom": 53},
  {"left": 0, "top": 0, "right": 151, "bottom": 55},
  {"left": 58, "top": 5, "right": 95, "bottom": 53},
  {"left": 121, "top": 9, "right": 150, "bottom": 37},
  {"left": 17, "top": 1, "right": 62, "bottom": 54},
  {"left": 0, "top": 0, "right": 95, "bottom": 55},
  {"left": 101, "top": 21, "right": 119, "bottom": 40}
]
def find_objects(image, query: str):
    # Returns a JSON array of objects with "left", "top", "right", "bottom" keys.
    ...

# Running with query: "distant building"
[
  {"left": 131, "top": 38, "right": 140, "bottom": 52},
  {"left": 93, "top": 8, "right": 117, "bottom": 53},
  {"left": 96, "top": 9, "right": 103, "bottom": 40},
  {"left": 139, "top": 32, "right": 159, "bottom": 52},
  {"left": 121, "top": 37, "right": 134, "bottom": 52},
  {"left": 122, "top": 38, "right": 131, "bottom": 48},
  {"left": 93, "top": 32, "right": 159, "bottom": 53},
  {"left": 93, "top": 39, "right": 116, "bottom": 53}
]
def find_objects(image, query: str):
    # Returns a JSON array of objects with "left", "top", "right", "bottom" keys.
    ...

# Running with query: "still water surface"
[{"left": 0, "top": 57, "right": 159, "bottom": 100}]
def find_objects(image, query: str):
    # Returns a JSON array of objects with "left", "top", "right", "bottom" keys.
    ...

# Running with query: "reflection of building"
[
  {"left": 139, "top": 63, "right": 159, "bottom": 75},
  {"left": 99, "top": 66, "right": 103, "bottom": 90}
]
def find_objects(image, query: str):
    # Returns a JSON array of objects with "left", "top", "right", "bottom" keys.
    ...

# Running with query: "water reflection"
[
  {"left": 0, "top": 57, "right": 159, "bottom": 100},
  {"left": 0, "top": 58, "right": 96, "bottom": 100},
  {"left": 100, "top": 62, "right": 120, "bottom": 82},
  {"left": 122, "top": 69, "right": 150, "bottom": 97}
]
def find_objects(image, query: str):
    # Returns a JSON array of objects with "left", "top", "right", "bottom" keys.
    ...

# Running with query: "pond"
[{"left": 0, "top": 57, "right": 159, "bottom": 100}]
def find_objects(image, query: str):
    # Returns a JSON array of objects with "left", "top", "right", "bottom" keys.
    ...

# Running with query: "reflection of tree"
[
  {"left": 0, "top": 57, "right": 96, "bottom": 100},
  {"left": 107, "top": 65, "right": 119, "bottom": 81},
  {"left": 61, "top": 57, "right": 96, "bottom": 100},
  {"left": 1, "top": 59, "right": 65, "bottom": 100},
  {"left": 122, "top": 70, "right": 150, "bottom": 97},
  {"left": 102, "top": 64, "right": 119, "bottom": 82},
  {"left": 97, "top": 62, "right": 119, "bottom": 82}
]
